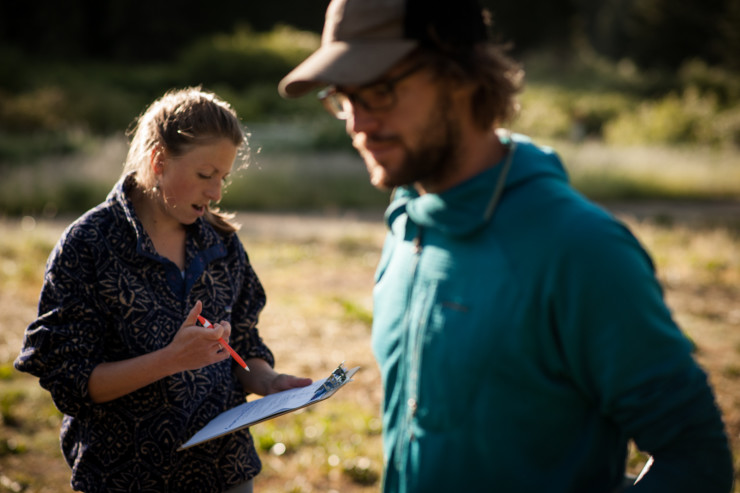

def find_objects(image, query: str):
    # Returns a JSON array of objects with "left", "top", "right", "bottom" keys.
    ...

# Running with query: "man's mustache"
[{"left": 353, "top": 133, "right": 398, "bottom": 148}]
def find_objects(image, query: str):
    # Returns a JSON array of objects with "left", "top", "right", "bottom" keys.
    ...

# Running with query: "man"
[{"left": 278, "top": 0, "right": 734, "bottom": 491}]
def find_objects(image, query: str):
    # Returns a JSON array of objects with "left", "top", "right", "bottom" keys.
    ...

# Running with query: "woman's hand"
[
  {"left": 88, "top": 300, "right": 231, "bottom": 403},
  {"left": 236, "top": 358, "right": 312, "bottom": 396},
  {"left": 164, "top": 300, "right": 232, "bottom": 372}
]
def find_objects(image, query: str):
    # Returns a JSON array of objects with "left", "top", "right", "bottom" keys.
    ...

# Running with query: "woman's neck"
[{"left": 130, "top": 186, "right": 187, "bottom": 269}]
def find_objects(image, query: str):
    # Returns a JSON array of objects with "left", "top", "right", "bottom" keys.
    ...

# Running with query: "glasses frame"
[{"left": 318, "top": 62, "right": 425, "bottom": 120}]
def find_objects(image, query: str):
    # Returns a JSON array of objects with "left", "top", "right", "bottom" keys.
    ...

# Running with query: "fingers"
[
  {"left": 273, "top": 373, "right": 313, "bottom": 392},
  {"left": 289, "top": 375, "right": 313, "bottom": 388},
  {"left": 190, "top": 305, "right": 230, "bottom": 342},
  {"left": 207, "top": 320, "right": 231, "bottom": 344},
  {"left": 217, "top": 320, "right": 231, "bottom": 340},
  {"left": 205, "top": 321, "right": 227, "bottom": 342}
]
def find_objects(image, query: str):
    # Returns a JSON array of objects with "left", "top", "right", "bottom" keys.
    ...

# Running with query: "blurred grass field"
[{"left": 1, "top": 204, "right": 739, "bottom": 492}]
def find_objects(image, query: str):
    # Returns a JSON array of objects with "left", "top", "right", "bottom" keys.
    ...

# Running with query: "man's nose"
[{"left": 347, "top": 103, "right": 381, "bottom": 136}]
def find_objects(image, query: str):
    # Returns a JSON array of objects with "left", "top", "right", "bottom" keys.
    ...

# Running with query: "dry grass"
[{"left": 1, "top": 205, "right": 739, "bottom": 492}]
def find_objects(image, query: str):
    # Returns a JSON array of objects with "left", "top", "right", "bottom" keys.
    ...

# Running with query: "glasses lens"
[
  {"left": 356, "top": 85, "right": 394, "bottom": 111},
  {"left": 319, "top": 89, "right": 351, "bottom": 120},
  {"left": 318, "top": 76, "right": 403, "bottom": 120}
]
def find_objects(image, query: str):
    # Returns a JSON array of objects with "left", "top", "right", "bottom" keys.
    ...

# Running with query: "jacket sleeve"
[
  {"left": 14, "top": 229, "right": 108, "bottom": 418},
  {"left": 551, "top": 213, "right": 734, "bottom": 493},
  {"left": 228, "top": 237, "right": 274, "bottom": 368}
]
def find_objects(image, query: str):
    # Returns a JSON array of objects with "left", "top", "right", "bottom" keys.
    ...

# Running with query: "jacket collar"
[
  {"left": 109, "top": 172, "right": 225, "bottom": 259},
  {"left": 384, "top": 133, "right": 569, "bottom": 237}
]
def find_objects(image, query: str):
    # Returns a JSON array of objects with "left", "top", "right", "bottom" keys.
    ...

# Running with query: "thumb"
[
  {"left": 276, "top": 374, "right": 313, "bottom": 391},
  {"left": 184, "top": 300, "right": 203, "bottom": 327}
]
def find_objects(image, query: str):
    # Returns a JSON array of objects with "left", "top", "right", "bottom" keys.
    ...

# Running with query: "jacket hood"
[{"left": 384, "top": 133, "right": 569, "bottom": 237}]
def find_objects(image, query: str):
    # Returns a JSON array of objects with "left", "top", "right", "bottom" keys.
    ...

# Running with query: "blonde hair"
[{"left": 123, "top": 86, "right": 247, "bottom": 234}]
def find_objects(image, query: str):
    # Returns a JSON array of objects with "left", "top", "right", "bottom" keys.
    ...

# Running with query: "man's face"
[{"left": 341, "top": 63, "right": 464, "bottom": 192}]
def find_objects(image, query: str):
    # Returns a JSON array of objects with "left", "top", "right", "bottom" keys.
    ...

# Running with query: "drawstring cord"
[{"left": 483, "top": 133, "right": 516, "bottom": 223}]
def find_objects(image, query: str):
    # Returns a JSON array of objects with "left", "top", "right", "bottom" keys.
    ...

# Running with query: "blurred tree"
[
  {"left": 575, "top": 0, "right": 738, "bottom": 70},
  {"left": 481, "top": 0, "right": 578, "bottom": 52},
  {"left": 0, "top": 0, "right": 736, "bottom": 70},
  {"left": 713, "top": 0, "right": 740, "bottom": 69},
  {"left": 626, "top": 0, "right": 731, "bottom": 68},
  {"left": 0, "top": 0, "right": 328, "bottom": 61},
  {"left": 233, "top": 1, "right": 329, "bottom": 32},
  {"left": 576, "top": 0, "right": 633, "bottom": 60}
]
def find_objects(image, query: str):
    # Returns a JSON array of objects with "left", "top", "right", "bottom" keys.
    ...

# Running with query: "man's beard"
[{"left": 365, "top": 92, "right": 461, "bottom": 191}]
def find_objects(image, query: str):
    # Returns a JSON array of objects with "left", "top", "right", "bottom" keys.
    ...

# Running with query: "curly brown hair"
[{"left": 412, "top": 41, "right": 524, "bottom": 131}]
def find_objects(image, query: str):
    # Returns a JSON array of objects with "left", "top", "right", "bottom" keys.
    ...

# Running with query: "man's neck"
[{"left": 414, "top": 129, "right": 506, "bottom": 195}]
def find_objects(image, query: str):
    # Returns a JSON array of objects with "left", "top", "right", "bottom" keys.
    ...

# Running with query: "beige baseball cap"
[{"left": 278, "top": 0, "right": 488, "bottom": 98}]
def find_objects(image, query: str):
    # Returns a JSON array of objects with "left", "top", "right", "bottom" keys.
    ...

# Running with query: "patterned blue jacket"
[{"left": 15, "top": 173, "right": 275, "bottom": 492}]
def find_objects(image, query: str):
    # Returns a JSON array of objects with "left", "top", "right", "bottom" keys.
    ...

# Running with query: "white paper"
[{"left": 179, "top": 366, "right": 359, "bottom": 450}]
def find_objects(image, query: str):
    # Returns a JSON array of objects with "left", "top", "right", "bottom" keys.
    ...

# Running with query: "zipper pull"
[{"left": 413, "top": 227, "right": 423, "bottom": 254}]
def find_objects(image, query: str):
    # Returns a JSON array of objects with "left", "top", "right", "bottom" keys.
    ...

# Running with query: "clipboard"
[{"left": 179, "top": 362, "right": 359, "bottom": 450}]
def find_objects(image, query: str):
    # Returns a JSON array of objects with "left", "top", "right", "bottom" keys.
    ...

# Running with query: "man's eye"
[{"left": 362, "top": 85, "right": 392, "bottom": 101}]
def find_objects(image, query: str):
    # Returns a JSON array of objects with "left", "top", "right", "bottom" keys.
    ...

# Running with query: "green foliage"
[
  {"left": 0, "top": 63, "right": 170, "bottom": 136},
  {"left": 0, "top": 130, "right": 95, "bottom": 163},
  {"left": 0, "top": 176, "right": 110, "bottom": 217},
  {"left": 1, "top": 25, "right": 739, "bottom": 214},
  {"left": 679, "top": 59, "right": 740, "bottom": 105},
  {"left": 0, "top": 364, "right": 15, "bottom": 380},
  {"left": 0, "top": 389, "right": 25, "bottom": 429},
  {"left": 0, "top": 46, "right": 28, "bottom": 92},
  {"left": 221, "top": 173, "right": 388, "bottom": 212},
  {"left": 334, "top": 297, "right": 373, "bottom": 328},
  {"left": 250, "top": 401, "right": 382, "bottom": 488},
  {"left": 602, "top": 87, "right": 739, "bottom": 147},
  {"left": 342, "top": 456, "right": 381, "bottom": 486},
  {"left": 178, "top": 25, "right": 318, "bottom": 90},
  {"left": 517, "top": 52, "right": 740, "bottom": 147},
  {"left": 215, "top": 84, "right": 328, "bottom": 122}
]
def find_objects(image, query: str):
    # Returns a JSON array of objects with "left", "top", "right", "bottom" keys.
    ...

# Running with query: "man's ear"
[{"left": 450, "top": 76, "right": 477, "bottom": 104}]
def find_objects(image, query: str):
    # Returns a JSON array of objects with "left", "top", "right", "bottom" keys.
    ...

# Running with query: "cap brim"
[{"left": 278, "top": 40, "right": 418, "bottom": 98}]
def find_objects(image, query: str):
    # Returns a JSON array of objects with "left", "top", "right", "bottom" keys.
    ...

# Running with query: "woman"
[{"left": 15, "top": 87, "right": 311, "bottom": 492}]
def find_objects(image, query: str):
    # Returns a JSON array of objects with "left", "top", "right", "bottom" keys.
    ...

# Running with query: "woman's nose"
[{"left": 206, "top": 181, "right": 222, "bottom": 202}]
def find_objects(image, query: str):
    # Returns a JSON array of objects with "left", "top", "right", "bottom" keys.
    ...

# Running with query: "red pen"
[{"left": 197, "top": 315, "right": 250, "bottom": 372}]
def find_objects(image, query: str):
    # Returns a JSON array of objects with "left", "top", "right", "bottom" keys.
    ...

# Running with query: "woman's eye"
[{"left": 198, "top": 172, "right": 229, "bottom": 182}]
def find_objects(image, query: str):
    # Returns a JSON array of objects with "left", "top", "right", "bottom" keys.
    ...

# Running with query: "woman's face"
[{"left": 154, "top": 137, "right": 238, "bottom": 226}]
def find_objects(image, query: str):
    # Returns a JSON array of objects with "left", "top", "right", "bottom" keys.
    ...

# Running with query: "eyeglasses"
[{"left": 318, "top": 63, "right": 425, "bottom": 120}]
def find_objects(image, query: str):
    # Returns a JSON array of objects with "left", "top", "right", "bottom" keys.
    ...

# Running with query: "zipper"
[{"left": 394, "top": 224, "right": 426, "bottom": 473}]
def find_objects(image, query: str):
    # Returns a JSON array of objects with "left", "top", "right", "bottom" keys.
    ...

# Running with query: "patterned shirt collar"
[{"left": 109, "top": 172, "right": 229, "bottom": 296}]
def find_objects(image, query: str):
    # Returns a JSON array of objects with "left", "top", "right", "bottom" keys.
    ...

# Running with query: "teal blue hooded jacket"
[{"left": 371, "top": 134, "right": 733, "bottom": 493}]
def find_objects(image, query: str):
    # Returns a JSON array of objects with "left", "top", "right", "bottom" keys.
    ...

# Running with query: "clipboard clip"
[{"left": 312, "top": 362, "right": 349, "bottom": 400}]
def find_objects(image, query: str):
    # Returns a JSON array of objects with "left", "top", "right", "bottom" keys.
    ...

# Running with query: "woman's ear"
[{"left": 150, "top": 146, "right": 165, "bottom": 176}]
